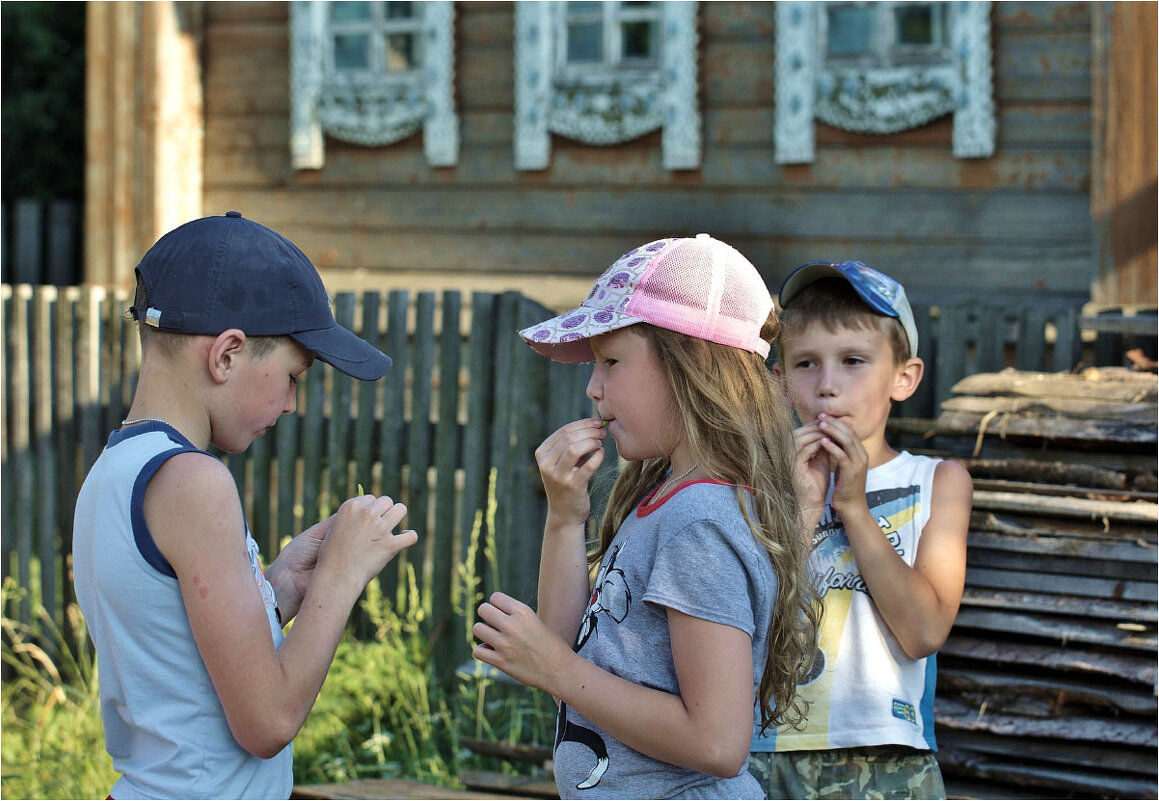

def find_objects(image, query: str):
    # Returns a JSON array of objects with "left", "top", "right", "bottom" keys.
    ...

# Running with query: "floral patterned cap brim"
[{"left": 518, "top": 239, "right": 676, "bottom": 363}]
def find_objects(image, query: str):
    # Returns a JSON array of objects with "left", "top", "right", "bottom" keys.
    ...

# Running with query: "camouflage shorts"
[{"left": 747, "top": 746, "right": 945, "bottom": 800}]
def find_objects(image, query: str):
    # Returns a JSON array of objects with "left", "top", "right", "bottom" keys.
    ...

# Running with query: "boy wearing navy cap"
[
  {"left": 73, "top": 212, "right": 418, "bottom": 799},
  {"left": 748, "top": 261, "right": 973, "bottom": 799}
]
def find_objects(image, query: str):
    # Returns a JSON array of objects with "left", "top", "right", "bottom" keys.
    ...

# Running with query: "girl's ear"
[
  {"left": 890, "top": 357, "right": 924, "bottom": 402},
  {"left": 207, "top": 329, "right": 247, "bottom": 384}
]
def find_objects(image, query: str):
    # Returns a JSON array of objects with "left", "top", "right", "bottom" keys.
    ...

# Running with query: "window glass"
[
  {"left": 332, "top": 2, "right": 371, "bottom": 24},
  {"left": 826, "top": 6, "right": 874, "bottom": 57},
  {"left": 386, "top": 33, "right": 416, "bottom": 72},
  {"left": 567, "top": 21, "right": 604, "bottom": 62},
  {"left": 334, "top": 33, "right": 371, "bottom": 70},
  {"left": 385, "top": 2, "right": 414, "bottom": 19},
  {"left": 621, "top": 20, "right": 654, "bottom": 60}
]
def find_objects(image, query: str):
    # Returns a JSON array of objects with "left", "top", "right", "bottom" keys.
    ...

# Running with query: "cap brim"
[
  {"left": 519, "top": 306, "right": 645, "bottom": 363},
  {"left": 779, "top": 263, "right": 850, "bottom": 311},
  {"left": 292, "top": 325, "right": 392, "bottom": 381},
  {"left": 779, "top": 262, "right": 896, "bottom": 318}
]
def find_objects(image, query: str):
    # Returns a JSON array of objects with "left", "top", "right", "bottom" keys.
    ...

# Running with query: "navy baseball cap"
[
  {"left": 130, "top": 211, "right": 391, "bottom": 380},
  {"left": 778, "top": 260, "right": 918, "bottom": 358}
]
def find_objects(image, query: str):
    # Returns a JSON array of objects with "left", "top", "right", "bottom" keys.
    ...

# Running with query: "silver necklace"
[
  {"left": 655, "top": 463, "right": 698, "bottom": 500},
  {"left": 121, "top": 417, "right": 171, "bottom": 427}
]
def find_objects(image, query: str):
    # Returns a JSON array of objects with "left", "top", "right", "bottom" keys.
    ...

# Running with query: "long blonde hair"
[{"left": 591, "top": 315, "right": 820, "bottom": 732}]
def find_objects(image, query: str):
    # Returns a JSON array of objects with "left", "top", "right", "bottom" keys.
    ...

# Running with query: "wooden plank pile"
[{"left": 926, "top": 368, "right": 1158, "bottom": 799}]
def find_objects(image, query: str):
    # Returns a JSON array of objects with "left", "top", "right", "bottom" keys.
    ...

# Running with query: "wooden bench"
[{"left": 292, "top": 776, "right": 553, "bottom": 800}]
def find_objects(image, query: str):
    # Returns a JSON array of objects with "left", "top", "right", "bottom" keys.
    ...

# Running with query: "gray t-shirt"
[{"left": 553, "top": 480, "right": 776, "bottom": 799}]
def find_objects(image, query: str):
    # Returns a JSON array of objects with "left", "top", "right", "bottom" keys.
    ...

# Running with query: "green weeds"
[{"left": 2, "top": 471, "right": 555, "bottom": 797}]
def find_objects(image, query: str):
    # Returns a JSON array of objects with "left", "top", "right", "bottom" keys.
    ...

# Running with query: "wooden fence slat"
[
  {"left": 506, "top": 294, "right": 550, "bottom": 605},
  {"left": 377, "top": 290, "right": 410, "bottom": 602},
  {"left": 7, "top": 286, "right": 33, "bottom": 624},
  {"left": 1018, "top": 306, "right": 1049, "bottom": 371},
  {"left": 0, "top": 287, "right": 10, "bottom": 597},
  {"left": 1053, "top": 306, "right": 1080, "bottom": 372},
  {"left": 77, "top": 288, "right": 105, "bottom": 480},
  {"left": 328, "top": 294, "right": 357, "bottom": 507},
  {"left": 274, "top": 407, "right": 299, "bottom": 545},
  {"left": 33, "top": 289, "right": 59, "bottom": 638},
  {"left": 976, "top": 306, "right": 1005, "bottom": 374},
  {"left": 47, "top": 201, "right": 80, "bottom": 286},
  {"left": 406, "top": 292, "right": 436, "bottom": 607},
  {"left": 249, "top": 423, "right": 273, "bottom": 555},
  {"left": 455, "top": 291, "right": 496, "bottom": 669},
  {"left": 54, "top": 287, "right": 79, "bottom": 618},
  {"left": 488, "top": 292, "right": 520, "bottom": 600},
  {"left": 353, "top": 292, "right": 382, "bottom": 497},
  {"left": 935, "top": 306, "right": 967, "bottom": 414},
  {"left": 13, "top": 200, "right": 42, "bottom": 285},
  {"left": 299, "top": 348, "right": 327, "bottom": 526},
  {"left": 430, "top": 290, "right": 463, "bottom": 682}
]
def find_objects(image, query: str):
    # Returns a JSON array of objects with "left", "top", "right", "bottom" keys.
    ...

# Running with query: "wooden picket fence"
[
  {"left": 1, "top": 282, "right": 1089, "bottom": 685},
  {"left": 0, "top": 283, "right": 603, "bottom": 685}
]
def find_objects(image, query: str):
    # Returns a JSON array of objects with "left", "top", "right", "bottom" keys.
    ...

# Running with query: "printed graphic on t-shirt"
[
  {"left": 555, "top": 541, "right": 630, "bottom": 791},
  {"left": 801, "top": 484, "right": 922, "bottom": 738},
  {"left": 811, "top": 485, "right": 921, "bottom": 599}
]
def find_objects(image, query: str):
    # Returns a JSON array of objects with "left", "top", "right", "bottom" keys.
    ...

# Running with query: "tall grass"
[
  {"left": 1, "top": 578, "right": 118, "bottom": 799},
  {"left": 1, "top": 471, "right": 555, "bottom": 797}
]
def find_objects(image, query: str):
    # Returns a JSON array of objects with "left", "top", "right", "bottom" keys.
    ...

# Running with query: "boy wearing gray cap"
[
  {"left": 73, "top": 212, "right": 418, "bottom": 799},
  {"left": 748, "top": 261, "right": 972, "bottom": 799}
]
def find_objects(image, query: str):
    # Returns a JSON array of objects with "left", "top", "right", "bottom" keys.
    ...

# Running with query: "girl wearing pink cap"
[{"left": 472, "top": 235, "right": 819, "bottom": 799}]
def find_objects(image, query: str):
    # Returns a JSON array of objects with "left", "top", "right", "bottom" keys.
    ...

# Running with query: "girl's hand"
[
  {"left": 473, "top": 592, "right": 574, "bottom": 696},
  {"left": 815, "top": 414, "right": 869, "bottom": 516},
  {"left": 534, "top": 418, "right": 607, "bottom": 528}
]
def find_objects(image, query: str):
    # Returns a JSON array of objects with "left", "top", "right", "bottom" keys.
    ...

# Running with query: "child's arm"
[
  {"left": 474, "top": 592, "right": 756, "bottom": 778},
  {"left": 147, "top": 452, "right": 417, "bottom": 758},
  {"left": 816, "top": 415, "right": 972, "bottom": 659},
  {"left": 533, "top": 418, "right": 608, "bottom": 645}
]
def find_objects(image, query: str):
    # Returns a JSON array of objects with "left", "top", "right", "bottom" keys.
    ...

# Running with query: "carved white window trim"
[
  {"left": 290, "top": 1, "right": 458, "bottom": 169},
  {"left": 515, "top": 1, "right": 700, "bottom": 171},
  {"left": 775, "top": 1, "right": 995, "bottom": 164}
]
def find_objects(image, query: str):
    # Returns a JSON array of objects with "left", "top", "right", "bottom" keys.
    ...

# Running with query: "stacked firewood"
[{"left": 927, "top": 368, "right": 1157, "bottom": 799}]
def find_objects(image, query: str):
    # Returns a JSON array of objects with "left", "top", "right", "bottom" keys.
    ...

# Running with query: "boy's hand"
[
  {"left": 318, "top": 494, "right": 418, "bottom": 588},
  {"left": 267, "top": 514, "right": 336, "bottom": 620},
  {"left": 815, "top": 413, "right": 869, "bottom": 516},
  {"left": 535, "top": 418, "right": 607, "bottom": 528},
  {"left": 793, "top": 422, "right": 831, "bottom": 509}
]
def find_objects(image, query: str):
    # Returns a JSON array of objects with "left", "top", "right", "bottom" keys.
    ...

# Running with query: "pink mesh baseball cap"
[{"left": 520, "top": 234, "right": 774, "bottom": 363}]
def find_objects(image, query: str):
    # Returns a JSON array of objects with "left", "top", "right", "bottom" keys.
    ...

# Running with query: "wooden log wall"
[
  {"left": 198, "top": 2, "right": 1094, "bottom": 307},
  {"left": 929, "top": 368, "right": 1158, "bottom": 799}
]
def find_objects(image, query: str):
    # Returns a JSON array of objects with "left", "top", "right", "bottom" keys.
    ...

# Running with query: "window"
[
  {"left": 560, "top": 1, "right": 660, "bottom": 75},
  {"left": 329, "top": 2, "right": 422, "bottom": 75},
  {"left": 290, "top": 1, "right": 458, "bottom": 169},
  {"left": 822, "top": 2, "right": 949, "bottom": 66},
  {"left": 515, "top": 1, "right": 700, "bottom": 170},
  {"left": 774, "top": 1, "right": 995, "bottom": 163}
]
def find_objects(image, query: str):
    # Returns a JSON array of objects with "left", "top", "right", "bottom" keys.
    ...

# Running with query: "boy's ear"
[
  {"left": 890, "top": 357, "right": 924, "bottom": 402},
  {"left": 207, "top": 329, "right": 248, "bottom": 384}
]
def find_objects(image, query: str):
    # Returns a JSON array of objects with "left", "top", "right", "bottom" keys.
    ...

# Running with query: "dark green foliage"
[{"left": 2, "top": 2, "right": 86, "bottom": 201}]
